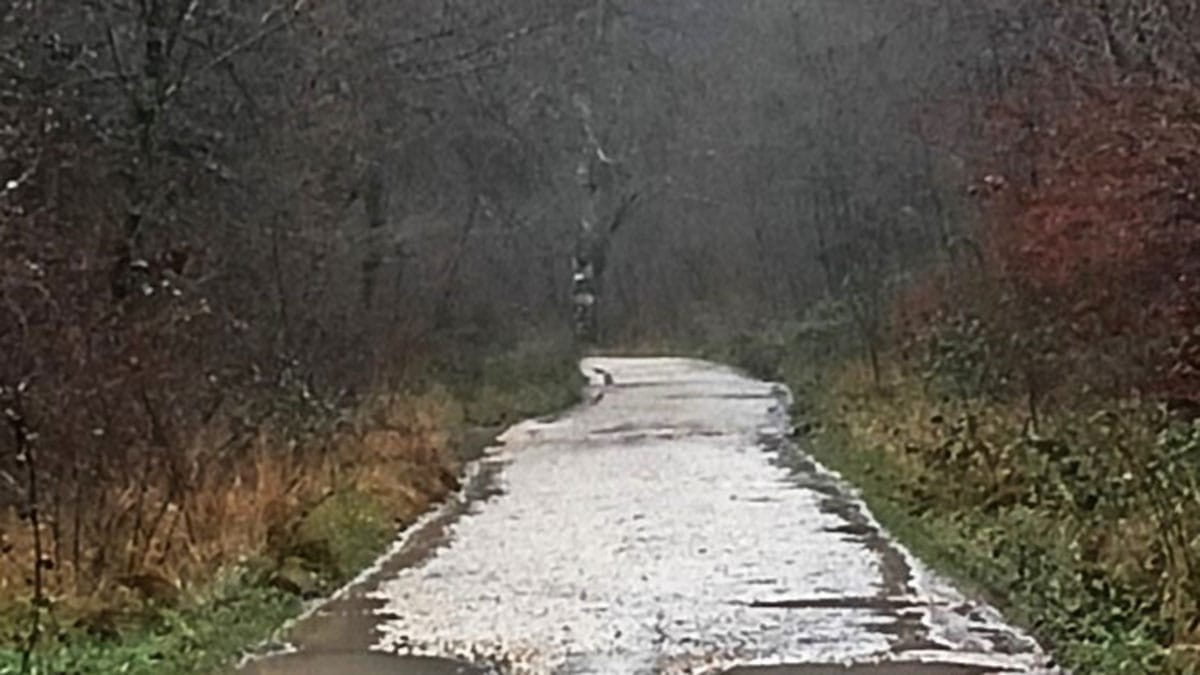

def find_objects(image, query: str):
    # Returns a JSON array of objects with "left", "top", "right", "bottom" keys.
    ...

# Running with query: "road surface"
[{"left": 238, "top": 357, "right": 1059, "bottom": 675}]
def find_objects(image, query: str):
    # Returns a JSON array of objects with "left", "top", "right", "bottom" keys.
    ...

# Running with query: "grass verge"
[
  {"left": 0, "top": 345, "right": 582, "bottom": 675},
  {"left": 799, "top": 415, "right": 1164, "bottom": 674},
  {"left": 0, "top": 577, "right": 300, "bottom": 675},
  {"left": 707, "top": 324, "right": 1180, "bottom": 674}
]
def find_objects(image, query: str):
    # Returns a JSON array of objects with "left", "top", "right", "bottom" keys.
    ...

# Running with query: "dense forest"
[{"left": 2, "top": 0, "right": 1200, "bottom": 672}]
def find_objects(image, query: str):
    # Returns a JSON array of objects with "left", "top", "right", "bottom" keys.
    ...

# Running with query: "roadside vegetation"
[
  {"left": 0, "top": 345, "right": 580, "bottom": 675},
  {"left": 685, "top": 6, "right": 1200, "bottom": 673},
  {"left": 2, "top": 1, "right": 598, "bottom": 672},
  {"left": 705, "top": 62, "right": 1200, "bottom": 674},
  {"left": 715, "top": 320, "right": 1191, "bottom": 674}
]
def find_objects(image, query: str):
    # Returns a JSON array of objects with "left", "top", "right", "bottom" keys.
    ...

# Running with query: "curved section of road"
[{"left": 240, "top": 357, "right": 1060, "bottom": 675}]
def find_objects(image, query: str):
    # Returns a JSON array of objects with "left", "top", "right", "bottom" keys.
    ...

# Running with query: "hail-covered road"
[{"left": 239, "top": 358, "right": 1059, "bottom": 675}]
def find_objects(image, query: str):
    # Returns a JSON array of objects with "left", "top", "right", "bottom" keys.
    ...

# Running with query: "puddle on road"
[
  {"left": 234, "top": 457, "right": 509, "bottom": 674},
  {"left": 722, "top": 664, "right": 1006, "bottom": 675},
  {"left": 746, "top": 597, "right": 939, "bottom": 611},
  {"left": 236, "top": 652, "right": 487, "bottom": 675}
]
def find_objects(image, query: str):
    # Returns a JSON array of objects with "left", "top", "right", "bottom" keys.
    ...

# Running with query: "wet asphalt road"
[{"left": 237, "top": 358, "right": 1059, "bottom": 675}]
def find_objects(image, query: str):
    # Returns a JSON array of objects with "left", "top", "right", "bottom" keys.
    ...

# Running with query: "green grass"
[
  {"left": 0, "top": 577, "right": 300, "bottom": 675},
  {"left": 295, "top": 491, "right": 394, "bottom": 580}
]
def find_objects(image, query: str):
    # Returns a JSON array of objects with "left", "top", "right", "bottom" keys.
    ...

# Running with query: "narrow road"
[{"left": 239, "top": 358, "right": 1059, "bottom": 675}]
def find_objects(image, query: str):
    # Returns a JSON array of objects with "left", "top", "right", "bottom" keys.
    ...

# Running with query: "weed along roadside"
[
  {"left": 707, "top": 316, "right": 1198, "bottom": 675},
  {"left": 0, "top": 347, "right": 581, "bottom": 675}
]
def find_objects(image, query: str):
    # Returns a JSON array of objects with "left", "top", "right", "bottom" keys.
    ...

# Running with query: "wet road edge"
[{"left": 235, "top": 359, "right": 1045, "bottom": 674}]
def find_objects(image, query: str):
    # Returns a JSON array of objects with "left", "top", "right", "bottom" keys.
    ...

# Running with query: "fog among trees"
[
  {"left": 1, "top": 1, "right": 1014, "bottom": 361},
  {"left": 5, "top": 0, "right": 1200, "bottom": 671}
]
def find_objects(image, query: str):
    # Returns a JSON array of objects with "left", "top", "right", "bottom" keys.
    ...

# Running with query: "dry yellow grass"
[{"left": 0, "top": 388, "right": 464, "bottom": 619}]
